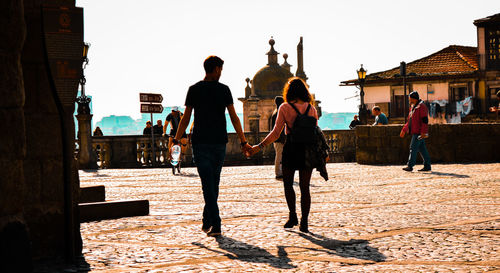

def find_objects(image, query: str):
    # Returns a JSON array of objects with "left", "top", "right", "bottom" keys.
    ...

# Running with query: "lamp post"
[
  {"left": 400, "top": 61, "right": 407, "bottom": 123},
  {"left": 75, "top": 42, "right": 97, "bottom": 169},
  {"left": 77, "top": 43, "right": 91, "bottom": 114},
  {"left": 357, "top": 64, "right": 367, "bottom": 124}
]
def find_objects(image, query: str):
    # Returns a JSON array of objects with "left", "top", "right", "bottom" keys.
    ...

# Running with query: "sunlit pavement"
[{"left": 77, "top": 163, "right": 500, "bottom": 272}]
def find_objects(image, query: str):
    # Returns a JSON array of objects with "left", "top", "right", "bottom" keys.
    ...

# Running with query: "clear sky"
[{"left": 76, "top": 0, "right": 499, "bottom": 123}]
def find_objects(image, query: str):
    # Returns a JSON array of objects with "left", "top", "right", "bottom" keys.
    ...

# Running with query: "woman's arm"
[{"left": 259, "top": 106, "right": 286, "bottom": 147}]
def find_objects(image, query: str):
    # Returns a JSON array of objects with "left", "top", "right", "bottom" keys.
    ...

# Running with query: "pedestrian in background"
[
  {"left": 349, "top": 115, "right": 361, "bottom": 129},
  {"left": 153, "top": 120, "right": 163, "bottom": 135},
  {"left": 142, "top": 121, "right": 152, "bottom": 135},
  {"left": 401, "top": 91, "right": 431, "bottom": 172},
  {"left": 372, "top": 106, "right": 388, "bottom": 125},
  {"left": 271, "top": 96, "right": 286, "bottom": 179}
]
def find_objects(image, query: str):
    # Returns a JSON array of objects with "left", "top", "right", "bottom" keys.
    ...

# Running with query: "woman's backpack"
[{"left": 288, "top": 103, "right": 317, "bottom": 144}]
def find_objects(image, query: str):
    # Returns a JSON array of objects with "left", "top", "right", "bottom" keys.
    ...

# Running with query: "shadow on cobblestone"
[
  {"left": 175, "top": 172, "right": 199, "bottom": 178},
  {"left": 33, "top": 256, "right": 91, "bottom": 273},
  {"left": 193, "top": 236, "right": 297, "bottom": 269},
  {"left": 292, "top": 231, "right": 386, "bottom": 262},
  {"left": 428, "top": 171, "right": 470, "bottom": 178}
]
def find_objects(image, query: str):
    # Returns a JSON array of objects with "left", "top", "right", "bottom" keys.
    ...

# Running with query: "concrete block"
[
  {"left": 355, "top": 126, "right": 370, "bottom": 137},
  {"left": 79, "top": 200, "right": 150, "bottom": 222},
  {"left": 356, "top": 136, "right": 370, "bottom": 149},
  {"left": 80, "top": 186, "right": 105, "bottom": 203}
]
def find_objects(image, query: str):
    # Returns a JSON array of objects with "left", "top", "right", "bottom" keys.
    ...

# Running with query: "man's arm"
[
  {"left": 173, "top": 107, "right": 192, "bottom": 141},
  {"left": 227, "top": 104, "right": 246, "bottom": 144},
  {"left": 420, "top": 105, "right": 429, "bottom": 137}
]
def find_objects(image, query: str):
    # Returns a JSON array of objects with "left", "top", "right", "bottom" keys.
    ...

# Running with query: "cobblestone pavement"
[{"left": 76, "top": 163, "right": 500, "bottom": 272}]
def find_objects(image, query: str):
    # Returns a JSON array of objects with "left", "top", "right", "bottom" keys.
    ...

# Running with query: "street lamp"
[
  {"left": 357, "top": 64, "right": 367, "bottom": 124},
  {"left": 77, "top": 42, "right": 91, "bottom": 115}
]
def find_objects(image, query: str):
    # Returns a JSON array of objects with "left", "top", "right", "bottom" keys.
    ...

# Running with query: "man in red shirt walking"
[{"left": 400, "top": 91, "right": 431, "bottom": 172}]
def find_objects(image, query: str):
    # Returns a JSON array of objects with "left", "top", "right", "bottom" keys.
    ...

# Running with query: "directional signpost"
[
  {"left": 140, "top": 104, "right": 163, "bottom": 113},
  {"left": 140, "top": 93, "right": 164, "bottom": 166}
]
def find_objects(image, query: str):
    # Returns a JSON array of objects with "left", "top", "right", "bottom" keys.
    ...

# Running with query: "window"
[
  {"left": 390, "top": 86, "right": 407, "bottom": 118},
  {"left": 489, "top": 87, "right": 500, "bottom": 107},
  {"left": 486, "top": 28, "right": 500, "bottom": 70},
  {"left": 449, "top": 83, "right": 472, "bottom": 102}
]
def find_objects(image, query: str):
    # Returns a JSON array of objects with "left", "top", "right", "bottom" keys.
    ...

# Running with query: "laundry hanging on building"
[{"left": 427, "top": 97, "right": 473, "bottom": 124}]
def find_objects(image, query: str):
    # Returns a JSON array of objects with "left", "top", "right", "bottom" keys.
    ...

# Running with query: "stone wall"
[
  {"left": 89, "top": 129, "right": 356, "bottom": 169},
  {"left": 0, "top": 0, "right": 82, "bottom": 269},
  {"left": 0, "top": 0, "right": 32, "bottom": 272},
  {"left": 355, "top": 124, "right": 500, "bottom": 165}
]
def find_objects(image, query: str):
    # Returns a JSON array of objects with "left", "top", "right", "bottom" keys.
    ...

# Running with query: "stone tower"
[
  {"left": 239, "top": 38, "right": 293, "bottom": 132},
  {"left": 296, "top": 36, "right": 308, "bottom": 81}
]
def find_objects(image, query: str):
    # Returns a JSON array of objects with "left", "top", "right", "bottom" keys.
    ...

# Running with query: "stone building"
[
  {"left": 340, "top": 13, "right": 500, "bottom": 122},
  {"left": 239, "top": 37, "right": 321, "bottom": 133},
  {"left": 1, "top": 0, "right": 83, "bottom": 270}
]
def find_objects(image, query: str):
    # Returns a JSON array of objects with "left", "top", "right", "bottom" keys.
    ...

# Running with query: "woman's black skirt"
[{"left": 282, "top": 135, "right": 307, "bottom": 170}]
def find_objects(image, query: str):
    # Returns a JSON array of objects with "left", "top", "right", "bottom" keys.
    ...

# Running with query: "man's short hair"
[
  {"left": 372, "top": 106, "right": 381, "bottom": 112},
  {"left": 203, "top": 56, "right": 224, "bottom": 73}
]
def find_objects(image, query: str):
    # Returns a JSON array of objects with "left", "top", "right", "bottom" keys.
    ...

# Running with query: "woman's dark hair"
[
  {"left": 203, "top": 55, "right": 224, "bottom": 73},
  {"left": 283, "top": 77, "right": 313, "bottom": 103}
]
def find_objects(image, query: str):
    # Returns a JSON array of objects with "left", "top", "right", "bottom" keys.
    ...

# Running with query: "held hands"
[
  {"left": 241, "top": 143, "right": 252, "bottom": 157},
  {"left": 241, "top": 144, "right": 260, "bottom": 157},
  {"left": 248, "top": 145, "right": 261, "bottom": 157}
]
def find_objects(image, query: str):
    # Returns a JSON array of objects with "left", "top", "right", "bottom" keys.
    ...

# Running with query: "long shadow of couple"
[{"left": 192, "top": 231, "right": 385, "bottom": 269}]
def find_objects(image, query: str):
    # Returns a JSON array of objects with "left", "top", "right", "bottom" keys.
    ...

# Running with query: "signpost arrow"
[
  {"left": 139, "top": 93, "right": 163, "bottom": 103},
  {"left": 140, "top": 104, "right": 164, "bottom": 113},
  {"left": 139, "top": 92, "right": 164, "bottom": 167}
]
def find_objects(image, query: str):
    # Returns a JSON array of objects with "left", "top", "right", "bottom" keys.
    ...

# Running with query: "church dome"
[
  {"left": 252, "top": 65, "right": 293, "bottom": 98},
  {"left": 250, "top": 39, "right": 294, "bottom": 99}
]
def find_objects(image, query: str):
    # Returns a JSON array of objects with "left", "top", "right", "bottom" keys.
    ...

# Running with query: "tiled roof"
[
  {"left": 474, "top": 13, "right": 500, "bottom": 26},
  {"left": 341, "top": 45, "right": 478, "bottom": 85}
]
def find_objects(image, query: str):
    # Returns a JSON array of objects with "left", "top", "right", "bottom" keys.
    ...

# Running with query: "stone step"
[
  {"left": 80, "top": 186, "right": 105, "bottom": 203},
  {"left": 79, "top": 200, "right": 149, "bottom": 222}
]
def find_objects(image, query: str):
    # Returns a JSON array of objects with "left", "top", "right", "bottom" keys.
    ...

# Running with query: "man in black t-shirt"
[
  {"left": 142, "top": 121, "right": 152, "bottom": 135},
  {"left": 172, "top": 56, "right": 251, "bottom": 237},
  {"left": 153, "top": 120, "right": 163, "bottom": 135},
  {"left": 164, "top": 107, "right": 184, "bottom": 137},
  {"left": 164, "top": 107, "right": 188, "bottom": 158}
]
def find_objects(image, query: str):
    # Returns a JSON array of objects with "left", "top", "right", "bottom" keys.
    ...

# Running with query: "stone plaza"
[{"left": 70, "top": 163, "right": 500, "bottom": 272}]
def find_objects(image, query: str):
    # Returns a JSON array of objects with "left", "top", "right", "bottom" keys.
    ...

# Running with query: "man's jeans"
[
  {"left": 193, "top": 144, "right": 226, "bottom": 228},
  {"left": 407, "top": 134, "right": 431, "bottom": 168},
  {"left": 273, "top": 142, "right": 284, "bottom": 177}
]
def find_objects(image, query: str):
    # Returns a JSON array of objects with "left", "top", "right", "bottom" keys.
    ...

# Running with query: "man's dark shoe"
[
  {"left": 284, "top": 213, "right": 298, "bottom": 228},
  {"left": 402, "top": 167, "right": 413, "bottom": 172},
  {"left": 418, "top": 166, "right": 431, "bottom": 172},
  {"left": 207, "top": 226, "right": 221, "bottom": 237},
  {"left": 201, "top": 223, "right": 211, "bottom": 233},
  {"left": 299, "top": 219, "right": 309, "bottom": 233}
]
